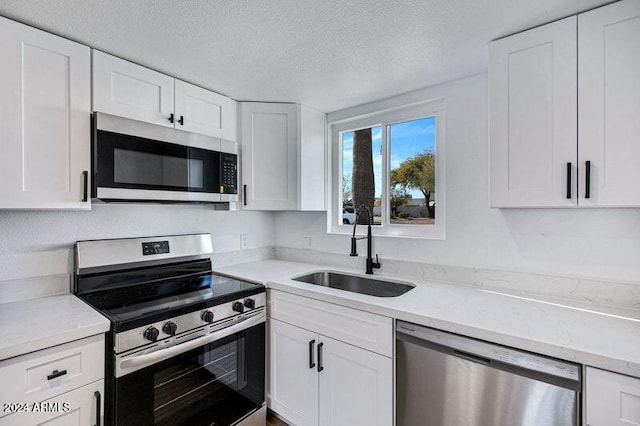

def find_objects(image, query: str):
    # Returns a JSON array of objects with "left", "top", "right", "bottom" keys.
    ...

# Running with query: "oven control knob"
[
  {"left": 162, "top": 321, "right": 177, "bottom": 336},
  {"left": 201, "top": 310, "right": 214, "bottom": 323},
  {"left": 143, "top": 326, "right": 159, "bottom": 342},
  {"left": 232, "top": 301, "right": 244, "bottom": 313},
  {"left": 244, "top": 298, "right": 256, "bottom": 309}
]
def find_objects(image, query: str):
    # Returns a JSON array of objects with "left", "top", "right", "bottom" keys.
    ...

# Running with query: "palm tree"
[{"left": 352, "top": 128, "right": 374, "bottom": 224}]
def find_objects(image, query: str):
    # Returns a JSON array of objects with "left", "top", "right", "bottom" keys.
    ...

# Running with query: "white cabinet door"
[
  {"left": 489, "top": 16, "right": 577, "bottom": 207},
  {"left": 92, "top": 50, "right": 174, "bottom": 127},
  {"left": 268, "top": 319, "right": 319, "bottom": 426},
  {"left": 0, "top": 17, "right": 91, "bottom": 210},
  {"left": 299, "top": 106, "right": 326, "bottom": 211},
  {"left": 174, "top": 79, "right": 237, "bottom": 141},
  {"left": 241, "top": 102, "right": 298, "bottom": 210},
  {"left": 586, "top": 367, "right": 640, "bottom": 426},
  {"left": 0, "top": 380, "right": 103, "bottom": 426},
  {"left": 578, "top": 0, "right": 640, "bottom": 207},
  {"left": 318, "top": 336, "right": 392, "bottom": 426}
]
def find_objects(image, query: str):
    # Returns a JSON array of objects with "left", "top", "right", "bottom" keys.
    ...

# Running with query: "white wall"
[
  {"left": 0, "top": 204, "right": 274, "bottom": 299},
  {"left": 275, "top": 74, "right": 640, "bottom": 283}
]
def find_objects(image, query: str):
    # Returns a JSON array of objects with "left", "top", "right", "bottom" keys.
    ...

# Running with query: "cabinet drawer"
[
  {"left": 0, "top": 380, "right": 103, "bottom": 426},
  {"left": 268, "top": 290, "right": 392, "bottom": 357},
  {"left": 0, "top": 335, "right": 104, "bottom": 415},
  {"left": 586, "top": 367, "right": 640, "bottom": 426}
]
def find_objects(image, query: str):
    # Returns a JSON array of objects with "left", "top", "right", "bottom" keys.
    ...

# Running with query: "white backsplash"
[{"left": 0, "top": 203, "right": 276, "bottom": 304}]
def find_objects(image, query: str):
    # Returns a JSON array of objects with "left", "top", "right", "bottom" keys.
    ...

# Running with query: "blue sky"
[{"left": 342, "top": 116, "right": 436, "bottom": 199}]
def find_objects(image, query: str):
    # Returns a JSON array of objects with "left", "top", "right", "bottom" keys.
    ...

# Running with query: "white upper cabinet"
[
  {"left": 489, "top": 16, "right": 577, "bottom": 207},
  {"left": 93, "top": 51, "right": 237, "bottom": 140},
  {"left": 174, "top": 79, "right": 237, "bottom": 140},
  {"left": 491, "top": 1, "right": 640, "bottom": 208},
  {"left": 578, "top": 0, "right": 640, "bottom": 207},
  {"left": 92, "top": 50, "right": 175, "bottom": 128},
  {"left": 241, "top": 102, "right": 326, "bottom": 211},
  {"left": 0, "top": 17, "right": 91, "bottom": 210}
]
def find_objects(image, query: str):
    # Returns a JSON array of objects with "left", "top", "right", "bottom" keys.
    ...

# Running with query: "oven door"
[{"left": 113, "top": 318, "right": 265, "bottom": 426}]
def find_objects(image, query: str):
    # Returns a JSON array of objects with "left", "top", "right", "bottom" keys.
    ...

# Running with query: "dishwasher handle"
[{"left": 453, "top": 350, "right": 491, "bottom": 366}]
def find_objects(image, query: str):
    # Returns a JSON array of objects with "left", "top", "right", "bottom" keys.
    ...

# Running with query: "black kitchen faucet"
[{"left": 349, "top": 205, "right": 381, "bottom": 274}]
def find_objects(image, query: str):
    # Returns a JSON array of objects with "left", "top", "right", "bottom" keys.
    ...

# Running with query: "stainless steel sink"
[{"left": 292, "top": 271, "right": 414, "bottom": 297}]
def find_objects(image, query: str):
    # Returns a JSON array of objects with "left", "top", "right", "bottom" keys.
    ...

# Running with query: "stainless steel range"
[{"left": 74, "top": 234, "right": 266, "bottom": 426}]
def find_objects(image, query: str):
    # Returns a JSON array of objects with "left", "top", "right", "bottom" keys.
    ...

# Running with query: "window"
[{"left": 331, "top": 100, "right": 445, "bottom": 239}]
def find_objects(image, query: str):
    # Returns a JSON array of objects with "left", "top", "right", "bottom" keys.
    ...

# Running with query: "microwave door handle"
[{"left": 119, "top": 311, "right": 265, "bottom": 373}]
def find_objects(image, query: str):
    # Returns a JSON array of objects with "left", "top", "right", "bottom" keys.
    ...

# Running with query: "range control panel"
[{"left": 142, "top": 241, "right": 170, "bottom": 256}]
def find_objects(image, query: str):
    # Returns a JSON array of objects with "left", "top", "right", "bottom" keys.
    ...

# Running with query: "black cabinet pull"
[
  {"left": 566, "top": 162, "right": 572, "bottom": 199},
  {"left": 82, "top": 171, "right": 88, "bottom": 202},
  {"left": 94, "top": 391, "right": 101, "bottom": 426},
  {"left": 243, "top": 185, "right": 247, "bottom": 206},
  {"left": 177, "top": 115, "right": 184, "bottom": 126},
  {"left": 47, "top": 369, "right": 67, "bottom": 380},
  {"left": 317, "top": 342, "right": 324, "bottom": 372},
  {"left": 168, "top": 113, "right": 174, "bottom": 123},
  {"left": 585, "top": 161, "right": 591, "bottom": 199},
  {"left": 309, "top": 340, "right": 316, "bottom": 369}
]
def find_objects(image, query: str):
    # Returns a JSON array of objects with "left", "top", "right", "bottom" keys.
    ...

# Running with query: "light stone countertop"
[
  {"left": 0, "top": 294, "right": 110, "bottom": 361},
  {"left": 214, "top": 259, "right": 640, "bottom": 378}
]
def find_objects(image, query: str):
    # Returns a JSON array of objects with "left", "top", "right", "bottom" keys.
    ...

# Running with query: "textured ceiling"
[{"left": 0, "top": 0, "right": 611, "bottom": 113}]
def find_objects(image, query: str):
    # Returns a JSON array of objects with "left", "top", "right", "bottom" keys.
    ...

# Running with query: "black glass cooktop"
[{"left": 76, "top": 260, "right": 263, "bottom": 332}]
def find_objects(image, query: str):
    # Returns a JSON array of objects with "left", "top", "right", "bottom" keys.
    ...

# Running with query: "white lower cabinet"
[
  {"left": 0, "top": 335, "right": 105, "bottom": 426},
  {"left": 0, "top": 380, "right": 103, "bottom": 426},
  {"left": 267, "top": 290, "right": 393, "bottom": 426},
  {"left": 586, "top": 367, "right": 640, "bottom": 426},
  {"left": 318, "top": 336, "right": 392, "bottom": 426},
  {"left": 269, "top": 319, "right": 319, "bottom": 426}
]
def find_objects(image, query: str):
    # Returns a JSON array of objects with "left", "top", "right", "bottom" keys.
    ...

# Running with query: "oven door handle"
[{"left": 118, "top": 311, "right": 265, "bottom": 376}]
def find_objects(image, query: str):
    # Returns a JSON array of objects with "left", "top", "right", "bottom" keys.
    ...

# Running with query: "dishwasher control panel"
[{"left": 396, "top": 321, "right": 580, "bottom": 381}]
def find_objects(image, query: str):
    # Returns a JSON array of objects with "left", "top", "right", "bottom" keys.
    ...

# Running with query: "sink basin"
[{"left": 292, "top": 271, "right": 414, "bottom": 297}]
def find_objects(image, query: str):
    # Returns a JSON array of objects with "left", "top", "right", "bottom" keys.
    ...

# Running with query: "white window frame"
[{"left": 328, "top": 98, "right": 446, "bottom": 239}]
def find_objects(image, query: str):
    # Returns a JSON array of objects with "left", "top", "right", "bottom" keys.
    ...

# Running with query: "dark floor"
[{"left": 266, "top": 412, "right": 289, "bottom": 426}]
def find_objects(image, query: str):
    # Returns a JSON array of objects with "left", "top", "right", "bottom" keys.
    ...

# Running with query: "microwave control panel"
[{"left": 220, "top": 153, "right": 238, "bottom": 194}]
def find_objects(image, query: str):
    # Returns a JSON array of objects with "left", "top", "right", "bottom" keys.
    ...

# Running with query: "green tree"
[
  {"left": 390, "top": 187, "right": 410, "bottom": 218},
  {"left": 390, "top": 151, "right": 435, "bottom": 207}
]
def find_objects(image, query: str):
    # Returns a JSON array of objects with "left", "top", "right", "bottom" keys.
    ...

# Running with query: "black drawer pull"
[
  {"left": 82, "top": 171, "right": 88, "bottom": 202},
  {"left": 566, "top": 162, "right": 572, "bottom": 199},
  {"left": 317, "top": 342, "right": 324, "bottom": 372},
  {"left": 585, "top": 160, "right": 591, "bottom": 199},
  {"left": 168, "top": 113, "right": 174, "bottom": 124},
  {"left": 243, "top": 184, "right": 247, "bottom": 206},
  {"left": 47, "top": 369, "right": 67, "bottom": 380},
  {"left": 94, "top": 391, "right": 101, "bottom": 426},
  {"left": 177, "top": 115, "right": 184, "bottom": 126}
]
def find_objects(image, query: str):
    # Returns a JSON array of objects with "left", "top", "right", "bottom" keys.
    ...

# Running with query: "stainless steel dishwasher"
[{"left": 396, "top": 321, "right": 581, "bottom": 426}]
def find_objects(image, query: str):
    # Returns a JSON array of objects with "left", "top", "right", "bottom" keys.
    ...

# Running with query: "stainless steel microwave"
[{"left": 92, "top": 112, "right": 238, "bottom": 203}]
